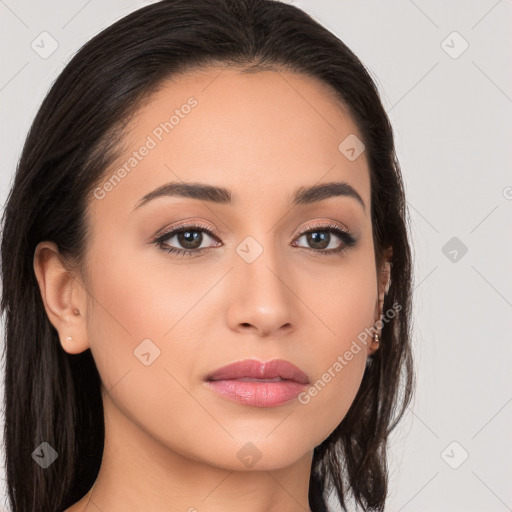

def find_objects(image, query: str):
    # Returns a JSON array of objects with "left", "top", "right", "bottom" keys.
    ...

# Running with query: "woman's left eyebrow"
[
  {"left": 132, "top": 180, "right": 365, "bottom": 213},
  {"left": 291, "top": 181, "right": 365, "bottom": 212}
]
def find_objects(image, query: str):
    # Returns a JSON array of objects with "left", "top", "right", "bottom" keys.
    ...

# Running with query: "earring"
[
  {"left": 66, "top": 336, "right": 73, "bottom": 342},
  {"left": 373, "top": 333, "right": 380, "bottom": 346}
]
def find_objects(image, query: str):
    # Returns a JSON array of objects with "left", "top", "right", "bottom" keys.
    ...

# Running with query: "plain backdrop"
[{"left": 1, "top": 1, "right": 511, "bottom": 511}]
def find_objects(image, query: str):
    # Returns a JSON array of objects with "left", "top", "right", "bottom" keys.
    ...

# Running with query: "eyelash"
[{"left": 151, "top": 221, "right": 356, "bottom": 258}]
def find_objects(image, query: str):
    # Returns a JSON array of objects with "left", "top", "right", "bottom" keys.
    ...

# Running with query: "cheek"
[
  {"left": 84, "top": 257, "right": 226, "bottom": 459},
  {"left": 291, "top": 255, "right": 377, "bottom": 441},
  {"left": 297, "top": 345, "right": 368, "bottom": 447},
  {"left": 83, "top": 238, "right": 217, "bottom": 398},
  {"left": 298, "top": 247, "right": 377, "bottom": 354}
]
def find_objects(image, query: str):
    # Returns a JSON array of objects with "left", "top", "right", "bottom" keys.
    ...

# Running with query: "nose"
[{"left": 225, "top": 242, "right": 296, "bottom": 338}]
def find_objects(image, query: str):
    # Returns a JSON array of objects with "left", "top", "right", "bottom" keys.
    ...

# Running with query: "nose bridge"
[{"left": 227, "top": 232, "right": 295, "bottom": 335}]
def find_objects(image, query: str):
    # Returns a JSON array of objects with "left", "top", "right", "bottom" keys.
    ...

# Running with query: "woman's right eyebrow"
[
  {"left": 132, "top": 180, "right": 365, "bottom": 213},
  {"left": 133, "top": 181, "right": 233, "bottom": 211}
]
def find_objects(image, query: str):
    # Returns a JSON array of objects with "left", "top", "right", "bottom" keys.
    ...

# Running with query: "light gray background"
[{"left": 1, "top": 1, "right": 511, "bottom": 511}]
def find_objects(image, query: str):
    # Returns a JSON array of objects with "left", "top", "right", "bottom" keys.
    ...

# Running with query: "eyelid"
[
  {"left": 151, "top": 220, "right": 220, "bottom": 242},
  {"left": 295, "top": 220, "right": 351, "bottom": 237},
  {"left": 151, "top": 219, "right": 351, "bottom": 243}
]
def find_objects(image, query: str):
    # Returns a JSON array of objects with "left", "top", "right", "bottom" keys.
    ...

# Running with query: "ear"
[
  {"left": 33, "top": 241, "right": 90, "bottom": 354},
  {"left": 375, "top": 247, "right": 393, "bottom": 319},
  {"left": 368, "top": 246, "right": 393, "bottom": 356}
]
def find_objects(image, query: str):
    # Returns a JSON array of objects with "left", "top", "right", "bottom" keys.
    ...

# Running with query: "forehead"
[{"left": 90, "top": 66, "right": 371, "bottom": 218}]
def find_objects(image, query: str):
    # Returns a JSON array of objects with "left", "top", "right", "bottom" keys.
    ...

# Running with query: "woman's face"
[{"left": 68, "top": 67, "right": 384, "bottom": 470}]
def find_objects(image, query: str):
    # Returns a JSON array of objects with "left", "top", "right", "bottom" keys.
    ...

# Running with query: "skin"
[{"left": 34, "top": 66, "right": 390, "bottom": 512}]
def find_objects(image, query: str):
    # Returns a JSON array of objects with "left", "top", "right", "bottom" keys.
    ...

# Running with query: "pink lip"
[{"left": 204, "top": 359, "right": 309, "bottom": 407}]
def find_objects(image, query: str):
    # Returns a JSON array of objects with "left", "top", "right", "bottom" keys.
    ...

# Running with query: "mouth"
[
  {"left": 204, "top": 358, "right": 310, "bottom": 407},
  {"left": 205, "top": 358, "right": 310, "bottom": 384},
  {"left": 235, "top": 377, "right": 284, "bottom": 382}
]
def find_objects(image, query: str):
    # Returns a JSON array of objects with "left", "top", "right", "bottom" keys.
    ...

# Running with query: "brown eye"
[
  {"left": 292, "top": 223, "right": 356, "bottom": 254},
  {"left": 171, "top": 229, "right": 205, "bottom": 250},
  {"left": 153, "top": 223, "right": 221, "bottom": 257}
]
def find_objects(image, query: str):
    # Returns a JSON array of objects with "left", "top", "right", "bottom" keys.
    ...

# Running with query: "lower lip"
[{"left": 205, "top": 379, "right": 307, "bottom": 407}]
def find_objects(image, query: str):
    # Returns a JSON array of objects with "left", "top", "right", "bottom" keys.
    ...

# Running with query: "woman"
[{"left": 0, "top": 0, "right": 414, "bottom": 510}]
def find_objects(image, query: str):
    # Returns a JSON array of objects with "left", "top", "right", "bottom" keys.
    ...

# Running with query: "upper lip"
[{"left": 205, "top": 358, "right": 309, "bottom": 384}]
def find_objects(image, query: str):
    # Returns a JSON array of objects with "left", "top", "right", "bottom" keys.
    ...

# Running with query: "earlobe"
[
  {"left": 33, "top": 241, "right": 90, "bottom": 354},
  {"left": 367, "top": 332, "right": 380, "bottom": 357}
]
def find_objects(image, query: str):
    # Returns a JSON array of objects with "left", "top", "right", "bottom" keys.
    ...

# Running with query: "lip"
[{"left": 204, "top": 358, "right": 309, "bottom": 408}]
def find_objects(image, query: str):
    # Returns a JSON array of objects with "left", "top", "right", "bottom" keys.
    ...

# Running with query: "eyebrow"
[{"left": 133, "top": 180, "right": 365, "bottom": 212}]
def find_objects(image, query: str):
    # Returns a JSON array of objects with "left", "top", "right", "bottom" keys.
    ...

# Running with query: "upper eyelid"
[
  {"left": 153, "top": 220, "right": 353, "bottom": 246},
  {"left": 297, "top": 221, "right": 351, "bottom": 234},
  {"left": 152, "top": 221, "right": 219, "bottom": 241}
]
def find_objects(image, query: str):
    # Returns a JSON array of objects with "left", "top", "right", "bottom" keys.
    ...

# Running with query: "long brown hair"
[{"left": 0, "top": 1, "right": 414, "bottom": 510}]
